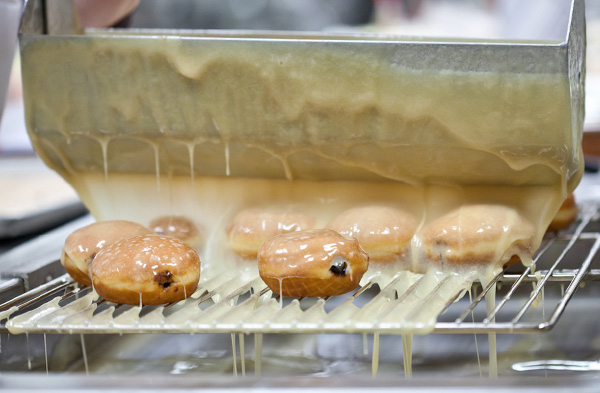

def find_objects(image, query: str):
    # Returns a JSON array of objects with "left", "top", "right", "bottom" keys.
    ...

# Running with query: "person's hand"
[{"left": 74, "top": 0, "right": 139, "bottom": 28}]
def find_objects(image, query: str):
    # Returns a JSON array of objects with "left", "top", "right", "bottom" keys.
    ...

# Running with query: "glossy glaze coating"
[
  {"left": 327, "top": 205, "right": 418, "bottom": 263},
  {"left": 227, "top": 208, "right": 316, "bottom": 257},
  {"left": 547, "top": 194, "right": 577, "bottom": 232},
  {"left": 258, "top": 229, "right": 369, "bottom": 297},
  {"left": 150, "top": 215, "right": 203, "bottom": 247},
  {"left": 61, "top": 220, "right": 152, "bottom": 286},
  {"left": 419, "top": 204, "right": 535, "bottom": 269},
  {"left": 92, "top": 235, "right": 200, "bottom": 305}
]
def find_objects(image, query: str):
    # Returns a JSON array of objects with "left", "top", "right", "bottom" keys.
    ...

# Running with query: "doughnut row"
[
  {"left": 231, "top": 196, "right": 577, "bottom": 297},
  {"left": 61, "top": 196, "right": 576, "bottom": 301}
]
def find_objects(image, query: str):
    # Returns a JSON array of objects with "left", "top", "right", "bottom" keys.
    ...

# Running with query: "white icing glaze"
[{"left": 13, "top": 29, "right": 586, "bottom": 376}]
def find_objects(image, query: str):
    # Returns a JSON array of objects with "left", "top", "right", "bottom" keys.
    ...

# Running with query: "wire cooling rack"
[{"left": 0, "top": 203, "right": 598, "bottom": 336}]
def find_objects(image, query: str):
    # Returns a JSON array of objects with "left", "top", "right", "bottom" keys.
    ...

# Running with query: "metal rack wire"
[{"left": 0, "top": 203, "right": 598, "bottom": 336}]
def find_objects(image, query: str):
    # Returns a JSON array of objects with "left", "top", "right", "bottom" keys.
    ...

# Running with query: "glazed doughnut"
[
  {"left": 227, "top": 208, "right": 315, "bottom": 257},
  {"left": 258, "top": 229, "right": 369, "bottom": 297},
  {"left": 547, "top": 194, "right": 577, "bottom": 232},
  {"left": 419, "top": 204, "right": 535, "bottom": 269},
  {"left": 327, "top": 205, "right": 418, "bottom": 263},
  {"left": 150, "top": 215, "right": 203, "bottom": 247},
  {"left": 61, "top": 220, "right": 152, "bottom": 286},
  {"left": 91, "top": 235, "right": 201, "bottom": 305}
]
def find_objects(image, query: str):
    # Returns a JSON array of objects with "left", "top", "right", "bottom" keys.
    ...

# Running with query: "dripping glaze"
[{"left": 15, "top": 28, "right": 584, "bottom": 377}]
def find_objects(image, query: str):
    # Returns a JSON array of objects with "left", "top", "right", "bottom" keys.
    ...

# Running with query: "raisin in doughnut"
[
  {"left": 91, "top": 235, "right": 201, "bottom": 305},
  {"left": 419, "top": 204, "right": 535, "bottom": 269},
  {"left": 150, "top": 215, "right": 203, "bottom": 247},
  {"left": 258, "top": 229, "right": 369, "bottom": 297},
  {"left": 327, "top": 205, "right": 418, "bottom": 263},
  {"left": 227, "top": 208, "right": 315, "bottom": 257},
  {"left": 61, "top": 220, "right": 152, "bottom": 286}
]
